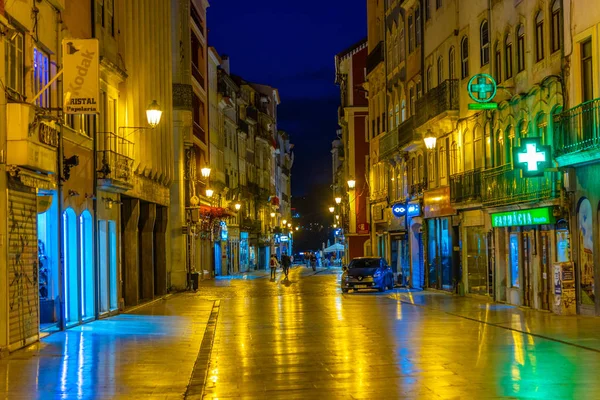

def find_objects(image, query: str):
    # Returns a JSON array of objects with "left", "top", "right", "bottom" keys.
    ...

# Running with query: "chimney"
[{"left": 221, "top": 54, "right": 230, "bottom": 74}]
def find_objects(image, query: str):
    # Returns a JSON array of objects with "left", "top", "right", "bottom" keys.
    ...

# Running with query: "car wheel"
[
  {"left": 342, "top": 288, "right": 349, "bottom": 293},
  {"left": 388, "top": 277, "right": 394, "bottom": 290}
]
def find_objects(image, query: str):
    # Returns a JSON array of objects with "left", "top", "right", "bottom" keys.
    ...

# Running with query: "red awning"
[{"left": 198, "top": 206, "right": 234, "bottom": 218}]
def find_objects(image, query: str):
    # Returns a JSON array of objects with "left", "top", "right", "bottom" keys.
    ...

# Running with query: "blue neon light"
[
  {"left": 392, "top": 203, "right": 407, "bottom": 217},
  {"left": 407, "top": 203, "right": 421, "bottom": 217}
]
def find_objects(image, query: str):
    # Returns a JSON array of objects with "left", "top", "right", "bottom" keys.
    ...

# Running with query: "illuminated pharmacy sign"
[
  {"left": 491, "top": 207, "right": 556, "bottom": 227},
  {"left": 467, "top": 74, "right": 497, "bottom": 103},
  {"left": 513, "top": 137, "right": 551, "bottom": 177}
]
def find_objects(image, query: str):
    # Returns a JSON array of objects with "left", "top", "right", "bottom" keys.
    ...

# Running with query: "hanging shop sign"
[
  {"left": 357, "top": 222, "right": 370, "bottom": 234},
  {"left": 391, "top": 203, "right": 407, "bottom": 217},
  {"left": 423, "top": 187, "right": 455, "bottom": 219},
  {"left": 63, "top": 39, "right": 100, "bottom": 114},
  {"left": 491, "top": 207, "right": 556, "bottom": 228},
  {"left": 220, "top": 221, "right": 228, "bottom": 241},
  {"left": 467, "top": 74, "right": 498, "bottom": 110},
  {"left": 407, "top": 203, "right": 421, "bottom": 217},
  {"left": 513, "top": 137, "right": 551, "bottom": 178}
]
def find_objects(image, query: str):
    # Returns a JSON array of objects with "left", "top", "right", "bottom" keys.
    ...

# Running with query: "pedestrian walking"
[
  {"left": 281, "top": 252, "right": 291, "bottom": 280},
  {"left": 270, "top": 254, "right": 279, "bottom": 280}
]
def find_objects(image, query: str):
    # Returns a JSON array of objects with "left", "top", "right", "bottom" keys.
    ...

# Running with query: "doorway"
[
  {"left": 98, "top": 220, "right": 119, "bottom": 315},
  {"left": 37, "top": 192, "right": 59, "bottom": 330},
  {"left": 522, "top": 230, "right": 534, "bottom": 307},
  {"left": 540, "top": 231, "right": 551, "bottom": 310},
  {"left": 63, "top": 208, "right": 79, "bottom": 326}
]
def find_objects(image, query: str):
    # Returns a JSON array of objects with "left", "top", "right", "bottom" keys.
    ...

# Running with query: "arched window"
[
  {"left": 450, "top": 141, "right": 458, "bottom": 175},
  {"left": 551, "top": 0, "right": 562, "bottom": 53},
  {"left": 535, "top": 11, "right": 545, "bottom": 62},
  {"left": 389, "top": 106, "right": 394, "bottom": 129},
  {"left": 395, "top": 103, "right": 400, "bottom": 126},
  {"left": 408, "top": 14, "right": 414, "bottom": 53},
  {"left": 409, "top": 85, "right": 415, "bottom": 116},
  {"left": 461, "top": 36, "right": 469, "bottom": 79},
  {"left": 536, "top": 112, "right": 548, "bottom": 144},
  {"left": 480, "top": 20, "right": 490, "bottom": 66},
  {"left": 464, "top": 130, "right": 474, "bottom": 171},
  {"left": 518, "top": 119, "right": 529, "bottom": 138},
  {"left": 448, "top": 47, "right": 455, "bottom": 79},
  {"left": 415, "top": 6, "right": 422, "bottom": 46},
  {"left": 484, "top": 123, "right": 492, "bottom": 168},
  {"left": 494, "top": 41, "right": 502, "bottom": 84},
  {"left": 401, "top": 99, "right": 406, "bottom": 122},
  {"left": 505, "top": 34, "right": 513, "bottom": 79},
  {"left": 474, "top": 126, "right": 483, "bottom": 169},
  {"left": 506, "top": 125, "right": 515, "bottom": 163},
  {"left": 399, "top": 25, "right": 406, "bottom": 61},
  {"left": 439, "top": 143, "right": 447, "bottom": 180},
  {"left": 517, "top": 24, "right": 525, "bottom": 72},
  {"left": 418, "top": 153, "right": 424, "bottom": 183},
  {"left": 437, "top": 56, "right": 443, "bottom": 85},
  {"left": 426, "top": 66, "right": 433, "bottom": 91},
  {"left": 495, "top": 130, "right": 503, "bottom": 166},
  {"left": 80, "top": 210, "right": 95, "bottom": 321}
]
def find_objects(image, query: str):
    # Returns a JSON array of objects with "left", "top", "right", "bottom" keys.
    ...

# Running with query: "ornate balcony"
[
  {"left": 379, "top": 117, "right": 418, "bottom": 160},
  {"left": 97, "top": 131, "right": 134, "bottom": 193},
  {"left": 6, "top": 103, "right": 58, "bottom": 174},
  {"left": 246, "top": 106, "right": 258, "bottom": 124},
  {"left": 415, "top": 80, "right": 459, "bottom": 128},
  {"left": 481, "top": 164, "right": 560, "bottom": 207},
  {"left": 366, "top": 41, "right": 384, "bottom": 75},
  {"left": 450, "top": 169, "right": 482, "bottom": 204},
  {"left": 554, "top": 98, "right": 600, "bottom": 166},
  {"left": 409, "top": 180, "right": 428, "bottom": 197}
]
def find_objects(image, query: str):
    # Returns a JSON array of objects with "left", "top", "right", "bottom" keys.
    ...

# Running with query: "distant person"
[
  {"left": 270, "top": 254, "right": 279, "bottom": 280},
  {"left": 281, "top": 252, "right": 291, "bottom": 280}
]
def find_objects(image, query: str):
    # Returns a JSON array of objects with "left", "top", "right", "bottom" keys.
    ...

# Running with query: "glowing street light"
[
  {"left": 270, "top": 212, "right": 276, "bottom": 218},
  {"left": 335, "top": 215, "right": 340, "bottom": 220},
  {"left": 424, "top": 132, "right": 437, "bottom": 150},
  {"left": 295, "top": 226, "right": 299, "bottom": 231},
  {"left": 347, "top": 179, "right": 356, "bottom": 189},
  {"left": 234, "top": 203, "right": 241, "bottom": 211},
  {"left": 146, "top": 100, "right": 162, "bottom": 128},
  {"left": 335, "top": 197, "right": 342, "bottom": 204},
  {"left": 287, "top": 223, "right": 292, "bottom": 228},
  {"left": 205, "top": 188, "right": 214, "bottom": 198},
  {"left": 329, "top": 206, "right": 335, "bottom": 213},
  {"left": 282, "top": 219, "right": 287, "bottom": 226},
  {"left": 201, "top": 167, "right": 212, "bottom": 179}
]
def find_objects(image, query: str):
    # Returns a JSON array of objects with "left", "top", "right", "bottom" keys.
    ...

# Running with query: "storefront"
[
  {"left": 491, "top": 206, "right": 559, "bottom": 310},
  {"left": 228, "top": 225, "right": 240, "bottom": 274},
  {"left": 424, "top": 187, "right": 458, "bottom": 292},
  {"left": 371, "top": 202, "right": 388, "bottom": 261},
  {"left": 389, "top": 203, "right": 409, "bottom": 285},
  {"left": 240, "top": 231, "right": 250, "bottom": 272},
  {"left": 407, "top": 202, "right": 424, "bottom": 289},
  {"left": 461, "top": 210, "right": 492, "bottom": 297}
]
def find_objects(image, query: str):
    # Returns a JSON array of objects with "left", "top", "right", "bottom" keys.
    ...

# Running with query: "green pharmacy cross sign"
[
  {"left": 513, "top": 137, "right": 551, "bottom": 177},
  {"left": 467, "top": 74, "right": 497, "bottom": 103}
]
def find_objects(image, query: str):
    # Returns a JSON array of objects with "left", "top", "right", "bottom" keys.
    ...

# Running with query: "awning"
[
  {"left": 197, "top": 206, "right": 234, "bottom": 218},
  {"left": 323, "top": 243, "right": 345, "bottom": 253}
]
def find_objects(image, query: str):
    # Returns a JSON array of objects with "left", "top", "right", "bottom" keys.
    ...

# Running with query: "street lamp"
[
  {"left": 205, "top": 188, "right": 214, "bottom": 198},
  {"left": 347, "top": 178, "right": 356, "bottom": 189},
  {"left": 335, "top": 215, "right": 340, "bottom": 220},
  {"left": 201, "top": 167, "right": 212, "bottom": 179},
  {"left": 282, "top": 219, "right": 287, "bottom": 226},
  {"left": 328, "top": 206, "right": 335, "bottom": 213},
  {"left": 424, "top": 132, "right": 437, "bottom": 150},
  {"left": 295, "top": 227, "right": 299, "bottom": 231},
  {"left": 270, "top": 212, "right": 276, "bottom": 218},
  {"left": 146, "top": 100, "right": 162, "bottom": 128},
  {"left": 287, "top": 223, "right": 292, "bottom": 228},
  {"left": 335, "top": 197, "right": 342, "bottom": 204},
  {"left": 234, "top": 203, "right": 241, "bottom": 211},
  {"left": 333, "top": 224, "right": 337, "bottom": 228}
]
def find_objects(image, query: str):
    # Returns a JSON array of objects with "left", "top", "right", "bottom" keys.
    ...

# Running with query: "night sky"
[{"left": 207, "top": 0, "right": 367, "bottom": 197}]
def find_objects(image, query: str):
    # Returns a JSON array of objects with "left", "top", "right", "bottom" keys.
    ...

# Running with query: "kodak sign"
[{"left": 63, "top": 39, "right": 99, "bottom": 114}]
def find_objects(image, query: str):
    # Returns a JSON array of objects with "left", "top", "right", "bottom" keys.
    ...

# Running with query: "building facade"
[{"left": 334, "top": 39, "right": 370, "bottom": 262}]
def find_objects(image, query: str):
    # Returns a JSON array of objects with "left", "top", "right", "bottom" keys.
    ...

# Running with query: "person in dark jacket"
[{"left": 281, "top": 252, "right": 291, "bottom": 280}]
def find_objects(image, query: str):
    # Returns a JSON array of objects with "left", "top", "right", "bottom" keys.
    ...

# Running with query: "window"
[
  {"left": 495, "top": 130, "right": 504, "bottom": 166},
  {"left": 395, "top": 104, "right": 400, "bottom": 126},
  {"left": 399, "top": 26, "right": 406, "bottom": 61},
  {"left": 417, "top": 81, "right": 422, "bottom": 99},
  {"left": 389, "top": 107, "right": 394, "bottom": 129},
  {"left": 409, "top": 87, "right": 415, "bottom": 116},
  {"left": 551, "top": 0, "right": 561, "bottom": 53},
  {"left": 428, "top": 152, "right": 435, "bottom": 184},
  {"left": 480, "top": 20, "right": 490, "bottom": 66},
  {"left": 474, "top": 126, "right": 483, "bottom": 169},
  {"left": 448, "top": 47, "right": 455, "bottom": 79},
  {"left": 535, "top": 12, "right": 544, "bottom": 62},
  {"left": 450, "top": 141, "right": 458, "bottom": 175},
  {"left": 436, "top": 0, "right": 442, "bottom": 10},
  {"left": 4, "top": 31, "right": 24, "bottom": 95},
  {"left": 581, "top": 39, "right": 593, "bottom": 102},
  {"left": 408, "top": 15, "right": 414, "bottom": 53},
  {"left": 505, "top": 34, "right": 513, "bottom": 79},
  {"left": 401, "top": 100, "right": 406, "bottom": 122},
  {"left": 107, "top": 0, "right": 115, "bottom": 36},
  {"left": 426, "top": 66, "right": 432, "bottom": 92},
  {"left": 96, "top": 0, "right": 105, "bottom": 27},
  {"left": 494, "top": 43, "right": 502, "bottom": 84},
  {"left": 425, "top": 0, "right": 431, "bottom": 20},
  {"left": 517, "top": 24, "right": 525, "bottom": 72},
  {"left": 461, "top": 37, "right": 469, "bottom": 79},
  {"left": 536, "top": 113, "right": 548, "bottom": 144},
  {"left": 484, "top": 124, "right": 492, "bottom": 168},
  {"left": 464, "top": 130, "right": 473, "bottom": 171},
  {"left": 437, "top": 56, "right": 443, "bottom": 85},
  {"left": 439, "top": 144, "right": 447, "bottom": 180},
  {"left": 417, "top": 154, "right": 424, "bottom": 183},
  {"left": 415, "top": 7, "right": 422, "bottom": 47},
  {"left": 33, "top": 48, "right": 50, "bottom": 108}
]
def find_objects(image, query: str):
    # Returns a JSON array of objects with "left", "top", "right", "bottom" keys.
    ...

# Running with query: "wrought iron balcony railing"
[
  {"left": 409, "top": 180, "right": 428, "bottom": 197},
  {"left": 379, "top": 117, "right": 417, "bottom": 160},
  {"left": 450, "top": 169, "right": 482, "bottom": 203},
  {"left": 554, "top": 98, "right": 600, "bottom": 164},
  {"left": 481, "top": 164, "right": 560, "bottom": 207},
  {"left": 97, "top": 131, "right": 134, "bottom": 187},
  {"left": 415, "top": 79, "right": 459, "bottom": 128}
]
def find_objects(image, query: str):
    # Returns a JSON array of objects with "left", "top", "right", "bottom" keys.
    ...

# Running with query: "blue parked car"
[{"left": 341, "top": 257, "right": 394, "bottom": 293}]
